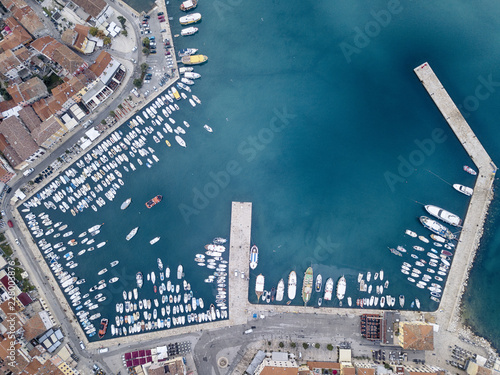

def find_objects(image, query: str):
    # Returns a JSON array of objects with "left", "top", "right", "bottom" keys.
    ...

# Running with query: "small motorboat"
[{"left": 463, "top": 165, "right": 477, "bottom": 175}]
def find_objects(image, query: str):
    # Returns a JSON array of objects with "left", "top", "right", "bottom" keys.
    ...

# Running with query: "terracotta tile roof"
[
  {"left": 344, "top": 367, "right": 356, "bottom": 375},
  {"left": 13, "top": 44, "right": 31, "bottom": 61},
  {"left": 0, "top": 16, "right": 32, "bottom": 51},
  {"left": 52, "top": 76, "right": 85, "bottom": 105},
  {"left": 89, "top": 50, "right": 112, "bottom": 77},
  {"left": 0, "top": 49, "right": 22, "bottom": 76},
  {"left": 260, "top": 367, "right": 299, "bottom": 375},
  {"left": 74, "top": 24, "right": 90, "bottom": 35},
  {"left": 72, "top": 0, "right": 107, "bottom": 18},
  {"left": 24, "top": 356, "right": 66, "bottom": 375},
  {"left": 61, "top": 29, "right": 77, "bottom": 46},
  {"left": 0, "top": 337, "right": 29, "bottom": 374},
  {"left": 31, "top": 36, "right": 86, "bottom": 75},
  {"left": 357, "top": 368, "right": 376, "bottom": 375},
  {"left": 31, "top": 116, "right": 64, "bottom": 146},
  {"left": 148, "top": 359, "right": 185, "bottom": 375},
  {"left": 0, "top": 133, "right": 22, "bottom": 167},
  {"left": 0, "top": 164, "right": 13, "bottom": 182},
  {"left": 0, "top": 0, "right": 28, "bottom": 10},
  {"left": 12, "top": 4, "right": 45, "bottom": 35},
  {"left": 32, "top": 97, "right": 56, "bottom": 121},
  {"left": 308, "top": 362, "right": 341, "bottom": 369},
  {"left": 18, "top": 105, "right": 41, "bottom": 131},
  {"left": 23, "top": 313, "right": 48, "bottom": 341},
  {"left": 0, "top": 115, "right": 39, "bottom": 159},
  {"left": 400, "top": 323, "right": 434, "bottom": 351},
  {"left": 0, "top": 100, "right": 17, "bottom": 113},
  {"left": 7, "top": 76, "right": 48, "bottom": 105}
]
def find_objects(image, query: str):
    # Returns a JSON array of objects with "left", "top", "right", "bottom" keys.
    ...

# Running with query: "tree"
[
  {"left": 121, "top": 29, "right": 128, "bottom": 37},
  {"left": 142, "top": 47, "right": 150, "bottom": 55},
  {"left": 142, "top": 37, "right": 150, "bottom": 48},
  {"left": 290, "top": 342, "right": 296, "bottom": 348},
  {"left": 314, "top": 343, "right": 320, "bottom": 349},
  {"left": 302, "top": 343, "right": 309, "bottom": 349},
  {"left": 89, "top": 27, "right": 98, "bottom": 36},
  {"left": 140, "top": 63, "right": 148, "bottom": 73},
  {"left": 103, "top": 37, "right": 111, "bottom": 45},
  {"left": 133, "top": 79, "right": 142, "bottom": 88},
  {"left": 279, "top": 342, "right": 284, "bottom": 348},
  {"left": 109, "top": 110, "right": 116, "bottom": 118},
  {"left": 101, "top": 119, "right": 106, "bottom": 125},
  {"left": 327, "top": 344, "right": 334, "bottom": 351},
  {"left": 117, "top": 15, "right": 126, "bottom": 27},
  {"left": 118, "top": 104, "right": 123, "bottom": 110}
]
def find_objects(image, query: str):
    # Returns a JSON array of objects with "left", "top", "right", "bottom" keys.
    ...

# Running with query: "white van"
[
  {"left": 98, "top": 347, "right": 109, "bottom": 353},
  {"left": 23, "top": 168, "right": 34, "bottom": 177}
]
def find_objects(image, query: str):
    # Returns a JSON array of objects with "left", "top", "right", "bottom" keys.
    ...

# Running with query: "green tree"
[
  {"left": 118, "top": 15, "right": 126, "bottom": 27},
  {"left": 133, "top": 79, "right": 142, "bottom": 88},
  {"left": 101, "top": 119, "right": 106, "bottom": 125},
  {"left": 103, "top": 37, "right": 111, "bottom": 45},
  {"left": 142, "top": 37, "right": 150, "bottom": 48},
  {"left": 302, "top": 343, "right": 309, "bottom": 349},
  {"left": 314, "top": 343, "right": 320, "bottom": 349},
  {"left": 109, "top": 110, "right": 116, "bottom": 118},
  {"left": 290, "top": 342, "right": 296, "bottom": 348},
  {"left": 327, "top": 344, "right": 334, "bottom": 351},
  {"left": 118, "top": 104, "right": 123, "bottom": 110},
  {"left": 89, "top": 27, "right": 98, "bottom": 36},
  {"left": 140, "top": 63, "right": 148, "bottom": 73},
  {"left": 279, "top": 342, "right": 284, "bottom": 348},
  {"left": 142, "top": 47, "right": 150, "bottom": 55},
  {"left": 121, "top": 29, "right": 128, "bottom": 37}
]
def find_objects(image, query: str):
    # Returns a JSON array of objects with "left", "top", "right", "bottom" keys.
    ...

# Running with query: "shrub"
[
  {"left": 279, "top": 342, "right": 284, "bottom": 348},
  {"left": 327, "top": 344, "right": 334, "bottom": 351},
  {"left": 314, "top": 343, "right": 320, "bottom": 349},
  {"left": 290, "top": 342, "right": 296, "bottom": 348},
  {"left": 302, "top": 343, "right": 309, "bottom": 349}
]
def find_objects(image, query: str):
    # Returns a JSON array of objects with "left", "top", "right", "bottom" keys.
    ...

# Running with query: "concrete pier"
[
  {"left": 228, "top": 202, "right": 253, "bottom": 325},
  {"left": 414, "top": 62, "right": 497, "bottom": 331}
]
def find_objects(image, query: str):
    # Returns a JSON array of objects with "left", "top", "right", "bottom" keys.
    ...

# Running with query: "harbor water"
[{"left": 23, "top": 0, "right": 500, "bottom": 346}]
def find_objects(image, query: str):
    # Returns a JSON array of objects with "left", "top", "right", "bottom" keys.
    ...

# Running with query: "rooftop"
[
  {"left": 18, "top": 106, "right": 42, "bottom": 132},
  {"left": 7, "top": 76, "right": 48, "bottom": 105},
  {"left": 31, "top": 116, "right": 65, "bottom": 146},
  {"left": 72, "top": 0, "right": 107, "bottom": 18},
  {"left": 0, "top": 115, "right": 39, "bottom": 160},
  {"left": 31, "top": 36, "right": 86, "bottom": 75},
  {"left": 12, "top": 4, "right": 45, "bottom": 35},
  {"left": 89, "top": 50, "right": 112, "bottom": 77},
  {"left": 0, "top": 133, "right": 23, "bottom": 167},
  {"left": 0, "top": 16, "right": 32, "bottom": 51},
  {"left": 399, "top": 322, "right": 434, "bottom": 351}
]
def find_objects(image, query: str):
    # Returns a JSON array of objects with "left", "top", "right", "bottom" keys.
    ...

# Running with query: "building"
[
  {"left": 7, "top": 76, "right": 48, "bottom": 105},
  {"left": 254, "top": 352, "right": 299, "bottom": 375},
  {"left": 61, "top": 24, "right": 95, "bottom": 54},
  {"left": 31, "top": 116, "right": 67, "bottom": 149},
  {"left": 397, "top": 322, "right": 434, "bottom": 351},
  {"left": 0, "top": 16, "right": 32, "bottom": 52},
  {"left": 308, "top": 361, "right": 342, "bottom": 372},
  {"left": 0, "top": 47, "right": 30, "bottom": 80},
  {"left": 31, "top": 36, "right": 87, "bottom": 76},
  {"left": 466, "top": 361, "right": 493, "bottom": 375},
  {"left": 71, "top": 0, "right": 108, "bottom": 20},
  {"left": 18, "top": 106, "right": 41, "bottom": 131},
  {"left": 147, "top": 357, "right": 186, "bottom": 375},
  {"left": 11, "top": 2, "right": 45, "bottom": 36},
  {"left": 0, "top": 116, "right": 42, "bottom": 168},
  {"left": 0, "top": 133, "right": 23, "bottom": 168},
  {"left": 361, "top": 314, "right": 383, "bottom": 341}
]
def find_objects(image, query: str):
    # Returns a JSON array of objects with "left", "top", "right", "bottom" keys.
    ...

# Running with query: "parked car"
[
  {"left": 132, "top": 46, "right": 137, "bottom": 52},
  {"left": 14, "top": 239, "right": 20, "bottom": 245},
  {"left": 23, "top": 168, "right": 35, "bottom": 177},
  {"left": 7, "top": 220, "right": 13, "bottom": 228},
  {"left": 157, "top": 11, "right": 164, "bottom": 16}
]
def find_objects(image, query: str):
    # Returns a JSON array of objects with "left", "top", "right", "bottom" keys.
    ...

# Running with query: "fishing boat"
[
  {"left": 315, "top": 274, "right": 322, "bottom": 292},
  {"left": 463, "top": 165, "right": 477, "bottom": 175},
  {"left": 302, "top": 267, "right": 313, "bottom": 305},
  {"left": 336, "top": 275, "right": 346, "bottom": 300},
  {"left": 121, "top": 198, "right": 132, "bottom": 210},
  {"left": 276, "top": 279, "right": 284, "bottom": 301},
  {"left": 150, "top": 237, "right": 160, "bottom": 245},
  {"left": 98, "top": 268, "right": 107, "bottom": 275},
  {"left": 98, "top": 318, "right": 108, "bottom": 338},
  {"left": 420, "top": 216, "right": 455, "bottom": 240},
  {"left": 255, "top": 274, "right": 265, "bottom": 301},
  {"left": 110, "top": 260, "right": 119, "bottom": 267},
  {"left": 453, "top": 183, "right": 473, "bottom": 196},
  {"left": 179, "top": 13, "right": 201, "bottom": 25},
  {"left": 126, "top": 227, "right": 139, "bottom": 241},
  {"left": 288, "top": 271, "right": 297, "bottom": 300},
  {"left": 204, "top": 124, "right": 213, "bottom": 132},
  {"left": 146, "top": 195, "right": 162, "bottom": 209},
  {"left": 324, "top": 277, "right": 333, "bottom": 301},
  {"left": 180, "top": 0, "right": 197, "bottom": 11},
  {"left": 249, "top": 245, "right": 258, "bottom": 269},
  {"left": 425, "top": 205, "right": 462, "bottom": 226}
]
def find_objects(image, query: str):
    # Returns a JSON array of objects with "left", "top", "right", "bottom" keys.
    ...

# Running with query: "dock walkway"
[
  {"left": 414, "top": 62, "right": 497, "bottom": 332},
  {"left": 228, "top": 202, "right": 253, "bottom": 325}
]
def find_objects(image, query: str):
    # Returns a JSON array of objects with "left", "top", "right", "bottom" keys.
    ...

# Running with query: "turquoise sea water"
[{"left": 21, "top": 0, "right": 500, "bottom": 346}]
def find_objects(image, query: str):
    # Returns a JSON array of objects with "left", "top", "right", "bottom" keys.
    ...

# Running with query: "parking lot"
[{"left": 138, "top": 12, "right": 176, "bottom": 98}]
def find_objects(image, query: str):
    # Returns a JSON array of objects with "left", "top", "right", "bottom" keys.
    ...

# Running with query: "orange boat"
[
  {"left": 98, "top": 318, "right": 108, "bottom": 338},
  {"left": 145, "top": 195, "right": 162, "bottom": 209}
]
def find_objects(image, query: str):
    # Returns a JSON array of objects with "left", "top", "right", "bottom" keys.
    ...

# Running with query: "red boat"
[
  {"left": 154, "top": 285, "right": 157, "bottom": 293},
  {"left": 145, "top": 195, "right": 162, "bottom": 209},
  {"left": 463, "top": 165, "right": 477, "bottom": 175},
  {"left": 98, "top": 318, "right": 108, "bottom": 338},
  {"left": 441, "top": 250, "right": 453, "bottom": 256}
]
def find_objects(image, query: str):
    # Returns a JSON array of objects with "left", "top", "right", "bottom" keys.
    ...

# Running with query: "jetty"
[
  {"left": 228, "top": 202, "right": 253, "bottom": 325},
  {"left": 414, "top": 62, "right": 497, "bottom": 332}
]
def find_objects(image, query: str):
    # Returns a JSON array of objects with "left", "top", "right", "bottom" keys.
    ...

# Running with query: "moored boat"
[
  {"left": 150, "top": 237, "right": 160, "bottom": 245},
  {"left": 453, "top": 183, "right": 473, "bottom": 196},
  {"left": 420, "top": 216, "right": 455, "bottom": 240},
  {"left": 425, "top": 205, "right": 462, "bottom": 226},
  {"left": 98, "top": 318, "right": 108, "bottom": 338},
  {"left": 323, "top": 277, "right": 333, "bottom": 301},
  {"left": 302, "top": 267, "right": 313, "bottom": 305},
  {"left": 288, "top": 271, "right": 297, "bottom": 300},
  {"left": 255, "top": 274, "right": 265, "bottom": 301},
  {"left": 181, "top": 27, "right": 198, "bottom": 36},
  {"left": 336, "top": 275, "right": 346, "bottom": 300},
  {"left": 276, "top": 279, "right": 284, "bottom": 302},
  {"left": 121, "top": 198, "right": 132, "bottom": 210},
  {"left": 146, "top": 195, "right": 162, "bottom": 209},
  {"left": 249, "top": 245, "right": 258, "bottom": 269},
  {"left": 181, "top": 55, "right": 208, "bottom": 65},
  {"left": 463, "top": 165, "right": 477, "bottom": 175},
  {"left": 180, "top": 0, "right": 197, "bottom": 11},
  {"left": 179, "top": 13, "right": 201, "bottom": 25},
  {"left": 315, "top": 274, "right": 322, "bottom": 292},
  {"left": 136, "top": 272, "right": 143, "bottom": 288}
]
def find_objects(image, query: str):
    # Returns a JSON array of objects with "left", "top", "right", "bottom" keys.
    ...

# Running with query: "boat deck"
[
  {"left": 228, "top": 202, "right": 253, "bottom": 325},
  {"left": 414, "top": 62, "right": 497, "bottom": 331}
]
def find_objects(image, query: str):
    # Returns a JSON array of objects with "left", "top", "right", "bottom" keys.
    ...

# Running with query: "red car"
[{"left": 7, "top": 220, "right": 13, "bottom": 228}]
